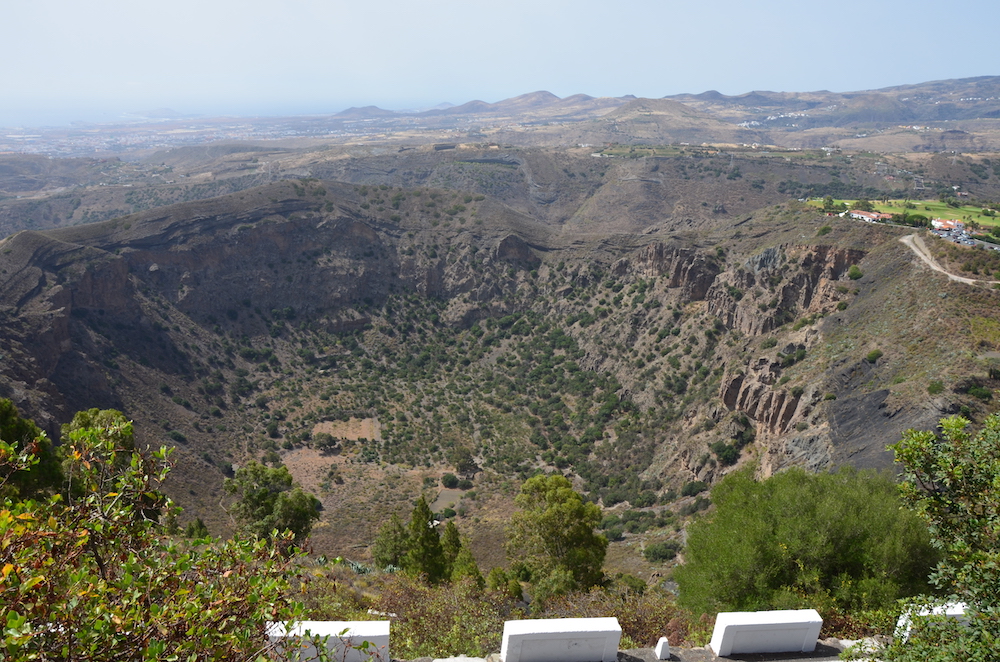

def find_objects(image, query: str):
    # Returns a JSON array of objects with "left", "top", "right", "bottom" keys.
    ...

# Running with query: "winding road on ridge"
[{"left": 899, "top": 233, "right": 994, "bottom": 285}]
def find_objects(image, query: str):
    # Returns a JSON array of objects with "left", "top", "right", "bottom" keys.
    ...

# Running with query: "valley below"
[{"left": 3, "top": 77, "right": 1000, "bottom": 582}]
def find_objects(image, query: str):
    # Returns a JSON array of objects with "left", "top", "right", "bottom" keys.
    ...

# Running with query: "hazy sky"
[{"left": 3, "top": 0, "right": 997, "bottom": 127}]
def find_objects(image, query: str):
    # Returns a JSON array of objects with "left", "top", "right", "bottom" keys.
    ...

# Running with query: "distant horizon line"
[{"left": 3, "top": 74, "right": 997, "bottom": 130}]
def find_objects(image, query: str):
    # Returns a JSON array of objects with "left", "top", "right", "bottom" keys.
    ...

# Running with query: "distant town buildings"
[{"left": 848, "top": 210, "right": 893, "bottom": 222}]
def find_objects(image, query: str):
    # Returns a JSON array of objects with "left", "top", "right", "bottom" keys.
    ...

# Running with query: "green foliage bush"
[
  {"left": 928, "top": 380, "right": 945, "bottom": 395},
  {"left": 709, "top": 440, "right": 740, "bottom": 466},
  {"left": 887, "top": 415, "right": 1000, "bottom": 659},
  {"left": 674, "top": 465, "right": 939, "bottom": 616},
  {"left": 643, "top": 541, "right": 681, "bottom": 563},
  {"left": 681, "top": 480, "right": 708, "bottom": 497},
  {"left": 866, "top": 349, "right": 884, "bottom": 363},
  {"left": 967, "top": 385, "right": 993, "bottom": 401},
  {"left": 371, "top": 574, "right": 514, "bottom": 658},
  {"left": 505, "top": 475, "right": 606, "bottom": 595},
  {"left": 0, "top": 416, "right": 306, "bottom": 660},
  {"left": 0, "top": 399, "right": 62, "bottom": 499},
  {"left": 848, "top": 265, "right": 864, "bottom": 280},
  {"left": 224, "top": 461, "right": 320, "bottom": 542}
]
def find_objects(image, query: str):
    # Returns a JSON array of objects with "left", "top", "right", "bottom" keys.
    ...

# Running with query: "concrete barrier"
[
  {"left": 266, "top": 620, "right": 390, "bottom": 662},
  {"left": 895, "top": 602, "right": 969, "bottom": 641},
  {"left": 708, "top": 609, "right": 822, "bottom": 657},
  {"left": 500, "top": 617, "right": 622, "bottom": 662},
  {"left": 654, "top": 636, "right": 670, "bottom": 660}
]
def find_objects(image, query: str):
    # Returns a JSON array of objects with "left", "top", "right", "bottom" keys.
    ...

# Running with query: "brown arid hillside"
[
  {"left": 3, "top": 163, "right": 1000, "bottom": 576},
  {"left": 4, "top": 76, "right": 1000, "bottom": 576}
]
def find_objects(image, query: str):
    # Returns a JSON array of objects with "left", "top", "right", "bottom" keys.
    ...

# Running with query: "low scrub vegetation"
[{"left": 674, "top": 465, "right": 939, "bottom": 618}]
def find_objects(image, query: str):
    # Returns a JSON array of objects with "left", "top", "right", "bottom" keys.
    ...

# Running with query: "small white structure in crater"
[
  {"left": 266, "top": 620, "right": 390, "bottom": 662},
  {"left": 709, "top": 609, "right": 822, "bottom": 657},
  {"left": 653, "top": 636, "right": 670, "bottom": 660},
  {"left": 895, "top": 602, "right": 969, "bottom": 641},
  {"left": 500, "top": 617, "right": 622, "bottom": 662}
]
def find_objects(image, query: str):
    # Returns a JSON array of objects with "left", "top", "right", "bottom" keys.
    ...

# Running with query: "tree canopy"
[
  {"left": 505, "top": 474, "right": 607, "bottom": 594},
  {"left": 886, "top": 415, "right": 1000, "bottom": 660},
  {"left": 372, "top": 512, "right": 410, "bottom": 569},
  {"left": 224, "top": 460, "right": 321, "bottom": 543},
  {"left": 0, "top": 399, "right": 62, "bottom": 499},
  {"left": 674, "top": 465, "right": 938, "bottom": 616},
  {"left": 1, "top": 412, "right": 305, "bottom": 660},
  {"left": 371, "top": 497, "right": 482, "bottom": 587},
  {"left": 404, "top": 495, "right": 447, "bottom": 584}
]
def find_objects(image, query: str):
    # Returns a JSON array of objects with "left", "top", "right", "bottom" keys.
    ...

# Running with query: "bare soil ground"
[{"left": 313, "top": 417, "right": 382, "bottom": 441}]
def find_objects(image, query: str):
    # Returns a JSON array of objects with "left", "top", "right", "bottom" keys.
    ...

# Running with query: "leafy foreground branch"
[
  {"left": 877, "top": 414, "right": 1000, "bottom": 661},
  {"left": 0, "top": 412, "right": 308, "bottom": 661}
]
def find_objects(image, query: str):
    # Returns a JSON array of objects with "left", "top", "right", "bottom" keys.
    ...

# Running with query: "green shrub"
[
  {"left": 643, "top": 541, "right": 681, "bottom": 563},
  {"left": 681, "top": 480, "right": 708, "bottom": 497},
  {"left": 866, "top": 349, "right": 884, "bottom": 363},
  {"left": 967, "top": 385, "right": 993, "bottom": 401},
  {"left": 817, "top": 225, "right": 832, "bottom": 236},
  {"left": 371, "top": 574, "right": 512, "bottom": 658},
  {"left": 848, "top": 265, "right": 864, "bottom": 280},
  {"left": 928, "top": 380, "right": 945, "bottom": 395},
  {"left": 674, "top": 465, "right": 939, "bottom": 616},
  {"left": 887, "top": 415, "right": 1000, "bottom": 661},
  {"left": 0, "top": 417, "right": 308, "bottom": 661},
  {"left": 441, "top": 473, "right": 459, "bottom": 488},
  {"left": 709, "top": 441, "right": 740, "bottom": 466}
]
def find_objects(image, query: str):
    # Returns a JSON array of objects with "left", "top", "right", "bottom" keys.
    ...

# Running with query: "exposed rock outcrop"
[
  {"left": 706, "top": 244, "right": 866, "bottom": 337},
  {"left": 720, "top": 358, "right": 804, "bottom": 434},
  {"left": 611, "top": 243, "right": 720, "bottom": 300}
]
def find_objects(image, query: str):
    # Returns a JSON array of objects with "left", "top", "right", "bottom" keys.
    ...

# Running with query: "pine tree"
[
  {"left": 451, "top": 545, "right": 485, "bottom": 589},
  {"left": 372, "top": 513, "right": 410, "bottom": 569},
  {"left": 441, "top": 520, "right": 461, "bottom": 577},
  {"left": 403, "top": 496, "right": 446, "bottom": 583}
]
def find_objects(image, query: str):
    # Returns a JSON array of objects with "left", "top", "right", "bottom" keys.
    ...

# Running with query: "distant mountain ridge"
[
  {"left": 329, "top": 76, "right": 1000, "bottom": 126},
  {"left": 666, "top": 75, "right": 1000, "bottom": 126}
]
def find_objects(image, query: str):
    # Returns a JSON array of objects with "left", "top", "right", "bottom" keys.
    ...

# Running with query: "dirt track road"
[{"left": 899, "top": 234, "right": 986, "bottom": 285}]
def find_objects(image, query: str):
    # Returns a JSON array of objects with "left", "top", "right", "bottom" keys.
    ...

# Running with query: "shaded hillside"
[{"left": 2, "top": 176, "right": 999, "bottom": 566}]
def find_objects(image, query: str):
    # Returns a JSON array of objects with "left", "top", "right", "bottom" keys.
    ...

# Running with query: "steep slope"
[{"left": 2, "top": 175, "right": 998, "bottom": 562}]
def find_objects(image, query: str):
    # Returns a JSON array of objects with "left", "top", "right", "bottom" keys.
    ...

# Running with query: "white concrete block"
[
  {"left": 267, "top": 620, "right": 390, "bottom": 662},
  {"left": 895, "top": 602, "right": 969, "bottom": 641},
  {"left": 500, "top": 617, "right": 622, "bottom": 662},
  {"left": 654, "top": 636, "right": 670, "bottom": 660},
  {"left": 708, "top": 609, "right": 822, "bottom": 657}
]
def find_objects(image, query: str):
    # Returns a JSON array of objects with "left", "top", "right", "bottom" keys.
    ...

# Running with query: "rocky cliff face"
[
  {"left": 706, "top": 245, "right": 866, "bottom": 336},
  {"left": 611, "top": 242, "right": 720, "bottom": 300},
  {"left": 704, "top": 245, "right": 869, "bottom": 474},
  {"left": 0, "top": 182, "right": 551, "bottom": 433},
  {"left": 1, "top": 177, "right": 986, "bottom": 532}
]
